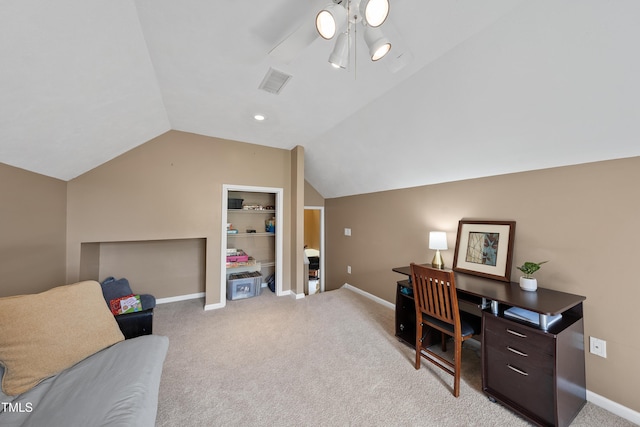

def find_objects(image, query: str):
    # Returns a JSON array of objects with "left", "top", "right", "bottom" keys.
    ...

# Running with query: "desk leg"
[{"left": 491, "top": 300, "right": 499, "bottom": 315}]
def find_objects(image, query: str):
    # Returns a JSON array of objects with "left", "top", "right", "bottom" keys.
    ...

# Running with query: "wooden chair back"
[{"left": 411, "top": 264, "right": 461, "bottom": 335}]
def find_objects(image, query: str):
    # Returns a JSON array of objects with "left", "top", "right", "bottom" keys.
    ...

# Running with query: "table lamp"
[{"left": 429, "top": 231, "right": 447, "bottom": 269}]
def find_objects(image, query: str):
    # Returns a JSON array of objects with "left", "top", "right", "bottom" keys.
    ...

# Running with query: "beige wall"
[
  {"left": 304, "top": 180, "right": 324, "bottom": 206},
  {"left": 0, "top": 163, "right": 67, "bottom": 297},
  {"left": 325, "top": 156, "right": 640, "bottom": 413},
  {"left": 66, "top": 130, "right": 296, "bottom": 306},
  {"left": 93, "top": 239, "right": 206, "bottom": 297}
]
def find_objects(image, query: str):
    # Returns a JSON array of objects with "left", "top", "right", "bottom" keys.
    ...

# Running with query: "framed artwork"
[{"left": 453, "top": 219, "right": 516, "bottom": 282}]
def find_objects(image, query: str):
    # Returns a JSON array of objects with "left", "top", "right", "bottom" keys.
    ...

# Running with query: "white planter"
[{"left": 520, "top": 277, "right": 538, "bottom": 292}]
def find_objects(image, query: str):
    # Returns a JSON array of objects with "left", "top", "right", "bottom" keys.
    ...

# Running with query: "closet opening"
[{"left": 220, "top": 185, "right": 283, "bottom": 305}]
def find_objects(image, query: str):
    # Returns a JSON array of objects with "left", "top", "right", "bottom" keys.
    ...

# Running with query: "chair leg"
[
  {"left": 415, "top": 322, "right": 422, "bottom": 369},
  {"left": 453, "top": 338, "right": 462, "bottom": 397}
]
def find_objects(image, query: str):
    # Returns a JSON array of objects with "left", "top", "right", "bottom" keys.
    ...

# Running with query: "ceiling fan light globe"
[
  {"left": 371, "top": 42, "right": 391, "bottom": 61},
  {"left": 316, "top": 11, "right": 336, "bottom": 39},
  {"left": 316, "top": 4, "right": 347, "bottom": 40},
  {"left": 361, "top": 0, "right": 390, "bottom": 28},
  {"left": 364, "top": 26, "right": 391, "bottom": 61}
]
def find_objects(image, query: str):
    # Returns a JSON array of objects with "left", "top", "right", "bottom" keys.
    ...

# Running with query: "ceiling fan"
[{"left": 268, "top": 0, "right": 392, "bottom": 68}]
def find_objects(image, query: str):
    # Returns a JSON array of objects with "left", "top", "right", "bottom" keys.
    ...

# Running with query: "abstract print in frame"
[{"left": 453, "top": 220, "right": 516, "bottom": 282}]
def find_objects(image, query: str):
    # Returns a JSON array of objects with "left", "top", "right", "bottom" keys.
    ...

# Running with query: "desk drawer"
[
  {"left": 484, "top": 328, "right": 554, "bottom": 364},
  {"left": 485, "top": 344, "right": 555, "bottom": 425},
  {"left": 484, "top": 314, "right": 557, "bottom": 425},
  {"left": 484, "top": 314, "right": 555, "bottom": 358}
]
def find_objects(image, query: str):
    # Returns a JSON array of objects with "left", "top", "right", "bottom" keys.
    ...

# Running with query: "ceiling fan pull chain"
[{"left": 353, "top": 19, "right": 358, "bottom": 79}]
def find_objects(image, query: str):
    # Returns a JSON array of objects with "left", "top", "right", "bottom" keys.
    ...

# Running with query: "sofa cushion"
[
  {"left": 0, "top": 335, "right": 169, "bottom": 427},
  {"left": 0, "top": 281, "right": 124, "bottom": 395}
]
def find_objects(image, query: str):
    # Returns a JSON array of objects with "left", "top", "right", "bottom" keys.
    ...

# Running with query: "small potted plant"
[{"left": 516, "top": 261, "right": 548, "bottom": 291}]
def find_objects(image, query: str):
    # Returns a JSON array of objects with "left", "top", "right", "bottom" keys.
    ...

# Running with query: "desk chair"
[{"left": 410, "top": 263, "right": 476, "bottom": 397}]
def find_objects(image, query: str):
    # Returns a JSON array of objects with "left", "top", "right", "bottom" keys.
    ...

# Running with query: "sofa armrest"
[{"left": 115, "top": 308, "right": 153, "bottom": 339}]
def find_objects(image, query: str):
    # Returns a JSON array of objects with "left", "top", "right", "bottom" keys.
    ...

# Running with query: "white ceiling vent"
[{"left": 258, "top": 68, "right": 292, "bottom": 95}]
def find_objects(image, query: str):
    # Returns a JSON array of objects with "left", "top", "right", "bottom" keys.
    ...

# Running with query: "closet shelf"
[
  {"left": 227, "top": 232, "right": 275, "bottom": 237},
  {"left": 228, "top": 209, "right": 275, "bottom": 214}
]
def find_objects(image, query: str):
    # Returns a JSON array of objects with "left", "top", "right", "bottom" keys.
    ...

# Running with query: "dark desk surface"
[{"left": 393, "top": 265, "right": 586, "bottom": 316}]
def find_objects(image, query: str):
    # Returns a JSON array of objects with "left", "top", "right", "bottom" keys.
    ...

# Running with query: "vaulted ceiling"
[{"left": 2, "top": 1, "right": 639, "bottom": 198}]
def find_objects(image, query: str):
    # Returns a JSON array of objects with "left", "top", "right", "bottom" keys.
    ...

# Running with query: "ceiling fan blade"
[{"left": 268, "top": 19, "right": 319, "bottom": 64}]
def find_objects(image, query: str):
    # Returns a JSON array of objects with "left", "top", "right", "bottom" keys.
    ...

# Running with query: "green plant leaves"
[{"left": 516, "top": 261, "right": 548, "bottom": 278}]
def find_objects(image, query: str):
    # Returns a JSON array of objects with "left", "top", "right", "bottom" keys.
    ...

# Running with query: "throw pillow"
[{"left": 0, "top": 281, "right": 124, "bottom": 395}]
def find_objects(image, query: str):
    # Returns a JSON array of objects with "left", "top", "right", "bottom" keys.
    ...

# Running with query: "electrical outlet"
[
  {"left": 344, "top": 228, "right": 351, "bottom": 236},
  {"left": 347, "top": 265, "right": 351, "bottom": 274},
  {"left": 590, "top": 336, "right": 607, "bottom": 358}
]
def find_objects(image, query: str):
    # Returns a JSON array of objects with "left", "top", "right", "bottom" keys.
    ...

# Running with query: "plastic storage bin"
[{"left": 227, "top": 271, "right": 263, "bottom": 300}]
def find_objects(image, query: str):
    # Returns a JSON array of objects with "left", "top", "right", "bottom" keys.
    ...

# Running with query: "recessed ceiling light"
[{"left": 254, "top": 114, "right": 266, "bottom": 121}]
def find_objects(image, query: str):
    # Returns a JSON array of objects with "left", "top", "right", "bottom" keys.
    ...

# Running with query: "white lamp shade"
[
  {"left": 360, "top": 0, "right": 390, "bottom": 28},
  {"left": 316, "top": 4, "right": 347, "bottom": 40},
  {"left": 429, "top": 231, "right": 448, "bottom": 250},
  {"left": 328, "top": 32, "right": 349, "bottom": 69},
  {"left": 363, "top": 26, "right": 391, "bottom": 61}
]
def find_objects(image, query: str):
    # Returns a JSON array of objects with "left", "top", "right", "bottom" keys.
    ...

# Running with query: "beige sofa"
[{"left": 0, "top": 281, "right": 169, "bottom": 426}]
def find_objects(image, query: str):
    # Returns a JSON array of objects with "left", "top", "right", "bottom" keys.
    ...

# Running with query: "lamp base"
[{"left": 431, "top": 250, "right": 444, "bottom": 269}]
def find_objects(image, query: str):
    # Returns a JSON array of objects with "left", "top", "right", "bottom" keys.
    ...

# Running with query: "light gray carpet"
[{"left": 153, "top": 288, "right": 634, "bottom": 426}]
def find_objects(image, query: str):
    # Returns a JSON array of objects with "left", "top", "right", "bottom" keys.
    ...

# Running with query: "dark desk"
[
  {"left": 392, "top": 265, "right": 585, "bottom": 330},
  {"left": 393, "top": 265, "right": 586, "bottom": 427}
]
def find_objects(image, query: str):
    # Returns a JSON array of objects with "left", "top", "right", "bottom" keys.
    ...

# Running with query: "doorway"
[{"left": 304, "top": 206, "right": 324, "bottom": 294}]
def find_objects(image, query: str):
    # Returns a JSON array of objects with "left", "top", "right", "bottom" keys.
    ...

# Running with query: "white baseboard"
[
  {"left": 156, "top": 292, "right": 205, "bottom": 305},
  {"left": 587, "top": 390, "right": 640, "bottom": 425},
  {"left": 343, "top": 282, "right": 640, "bottom": 425},
  {"left": 204, "top": 301, "right": 225, "bottom": 311},
  {"left": 341, "top": 283, "right": 395, "bottom": 310},
  {"left": 283, "top": 289, "right": 305, "bottom": 299},
  {"left": 173, "top": 289, "right": 303, "bottom": 310},
  {"left": 156, "top": 292, "right": 223, "bottom": 311}
]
